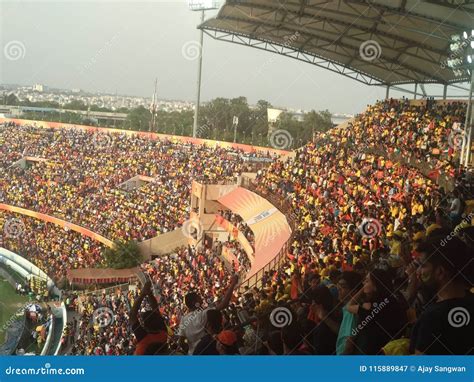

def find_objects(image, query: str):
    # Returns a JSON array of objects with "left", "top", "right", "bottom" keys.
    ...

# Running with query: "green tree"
[
  {"left": 26, "top": 100, "right": 61, "bottom": 108},
  {"left": 154, "top": 110, "right": 193, "bottom": 136},
  {"left": 63, "top": 100, "right": 88, "bottom": 111},
  {"left": 249, "top": 99, "right": 272, "bottom": 145},
  {"left": 275, "top": 112, "right": 301, "bottom": 148},
  {"left": 126, "top": 106, "right": 152, "bottom": 131},
  {"left": 275, "top": 109, "right": 333, "bottom": 148},
  {"left": 4, "top": 93, "right": 20, "bottom": 105},
  {"left": 304, "top": 109, "right": 332, "bottom": 134},
  {"left": 199, "top": 97, "right": 231, "bottom": 140},
  {"left": 103, "top": 240, "right": 142, "bottom": 269}
]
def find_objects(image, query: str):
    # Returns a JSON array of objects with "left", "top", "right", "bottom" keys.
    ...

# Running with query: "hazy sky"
[{"left": 0, "top": 1, "right": 469, "bottom": 114}]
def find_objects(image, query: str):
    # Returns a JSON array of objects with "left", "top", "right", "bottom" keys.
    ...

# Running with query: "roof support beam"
[
  {"left": 210, "top": 15, "right": 444, "bottom": 83},
  {"left": 203, "top": 28, "right": 381, "bottom": 86},
  {"left": 229, "top": 1, "right": 449, "bottom": 54},
  {"left": 201, "top": 0, "right": 473, "bottom": 86}
]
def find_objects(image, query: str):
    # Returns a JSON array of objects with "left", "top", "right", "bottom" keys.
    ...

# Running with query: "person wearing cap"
[{"left": 216, "top": 330, "right": 239, "bottom": 355}]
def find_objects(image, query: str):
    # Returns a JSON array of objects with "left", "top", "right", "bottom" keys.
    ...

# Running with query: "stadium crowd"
[
  {"left": 68, "top": 289, "right": 136, "bottom": 355},
  {"left": 1, "top": 98, "right": 473, "bottom": 356},
  {"left": 349, "top": 98, "right": 466, "bottom": 181},
  {"left": 123, "top": 99, "right": 472, "bottom": 355},
  {"left": 0, "top": 123, "right": 276, "bottom": 242},
  {"left": 0, "top": 211, "right": 105, "bottom": 281},
  {"left": 217, "top": 209, "right": 255, "bottom": 248}
]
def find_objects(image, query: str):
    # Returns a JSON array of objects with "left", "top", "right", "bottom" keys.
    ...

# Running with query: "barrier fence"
[
  {"left": 75, "top": 282, "right": 133, "bottom": 298},
  {"left": 40, "top": 314, "right": 54, "bottom": 356}
]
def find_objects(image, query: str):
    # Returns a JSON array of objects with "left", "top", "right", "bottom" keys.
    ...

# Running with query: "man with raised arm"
[{"left": 178, "top": 274, "right": 239, "bottom": 355}]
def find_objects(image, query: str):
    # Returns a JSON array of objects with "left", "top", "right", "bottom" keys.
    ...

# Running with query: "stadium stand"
[{"left": 2, "top": 95, "right": 472, "bottom": 356}]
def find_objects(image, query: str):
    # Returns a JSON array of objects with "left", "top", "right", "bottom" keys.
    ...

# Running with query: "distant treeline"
[{"left": 4, "top": 93, "right": 332, "bottom": 148}]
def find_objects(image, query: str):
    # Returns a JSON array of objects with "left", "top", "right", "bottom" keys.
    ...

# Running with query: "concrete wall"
[{"left": 138, "top": 228, "right": 189, "bottom": 260}]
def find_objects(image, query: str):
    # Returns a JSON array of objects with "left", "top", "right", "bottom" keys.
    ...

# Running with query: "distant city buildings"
[
  {"left": 0, "top": 84, "right": 353, "bottom": 123},
  {"left": 32, "top": 84, "right": 44, "bottom": 92},
  {"left": 0, "top": 84, "right": 194, "bottom": 113}
]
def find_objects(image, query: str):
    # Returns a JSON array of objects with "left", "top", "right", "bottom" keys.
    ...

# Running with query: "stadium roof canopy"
[{"left": 200, "top": 0, "right": 474, "bottom": 86}]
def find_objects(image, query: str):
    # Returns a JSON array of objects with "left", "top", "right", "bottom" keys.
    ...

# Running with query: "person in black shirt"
[
  {"left": 301, "top": 273, "right": 321, "bottom": 304},
  {"left": 310, "top": 285, "right": 341, "bottom": 354},
  {"left": 346, "top": 269, "right": 407, "bottom": 355},
  {"left": 410, "top": 236, "right": 473, "bottom": 355}
]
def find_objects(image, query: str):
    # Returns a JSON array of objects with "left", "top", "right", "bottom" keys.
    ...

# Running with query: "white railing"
[
  {"left": 40, "top": 314, "right": 54, "bottom": 356},
  {"left": 53, "top": 302, "right": 67, "bottom": 356},
  {"left": 0, "top": 247, "right": 57, "bottom": 294}
]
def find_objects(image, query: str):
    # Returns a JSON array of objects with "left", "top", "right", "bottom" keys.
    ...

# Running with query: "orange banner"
[
  {"left": 0, "top": 118, "right": 290, "bottom": 156},
  {"left": 0, "top": 204, "right": 114, "bottom": 248},
  {"left": 217, "top": 188, "right": 291, "bottom": 279}
]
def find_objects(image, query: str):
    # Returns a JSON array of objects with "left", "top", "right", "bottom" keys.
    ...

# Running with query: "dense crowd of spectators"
[
  {"left": 120, "top": 99, "right": 473, "bottom": 355},
  {"left": 140, "top": 245, "right": 233, "bottom": 331},
  {"left": 0, "top": 123, "right": 277, "bottom": 242},
  {"left": 349, "top": 98, "right": 466, "bottom": 180},
  {"left": 64, "top": 237, "right": 256, "bottom": 356},
  {"left": 217, "top": 209, "right": 255, "bottom": 248},
  {"left": 68, "top": 289, "right": 136, "bottom": 355},
  {"left": 1, "top": 98, "right": 473, "bottom": 356},
  {"left": 0, "top": 211, "right": 105, "bottom": 281}
]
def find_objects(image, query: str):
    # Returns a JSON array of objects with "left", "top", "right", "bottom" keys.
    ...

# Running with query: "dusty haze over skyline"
[{"left": 1, "top": 1, "right": 468, "bottom": 114}]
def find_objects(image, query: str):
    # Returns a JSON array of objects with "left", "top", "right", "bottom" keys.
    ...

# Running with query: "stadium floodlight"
[
  {"left": 451, "top": 34, "right": 461, "bottom": 42},
  {"left": 188, "top": 0, "right": 220, "bottom": 138},
  {"left": 188, "top": 0, "right": 219, "bottom": 11},
  {"left": 463, "top": 31, "right": 468, "bottom": 39},
  {"left": 447, "top": 58, "right": 463, "bottom": 68},
  {"left": 471, "top": 40, "right": 474, "bottom": 49},
  {"left": 451, "top": 42, "right": 463, "bottom": 52},
  {"left": 468, "top": 55, "right": 473, "bottom": 64}
]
